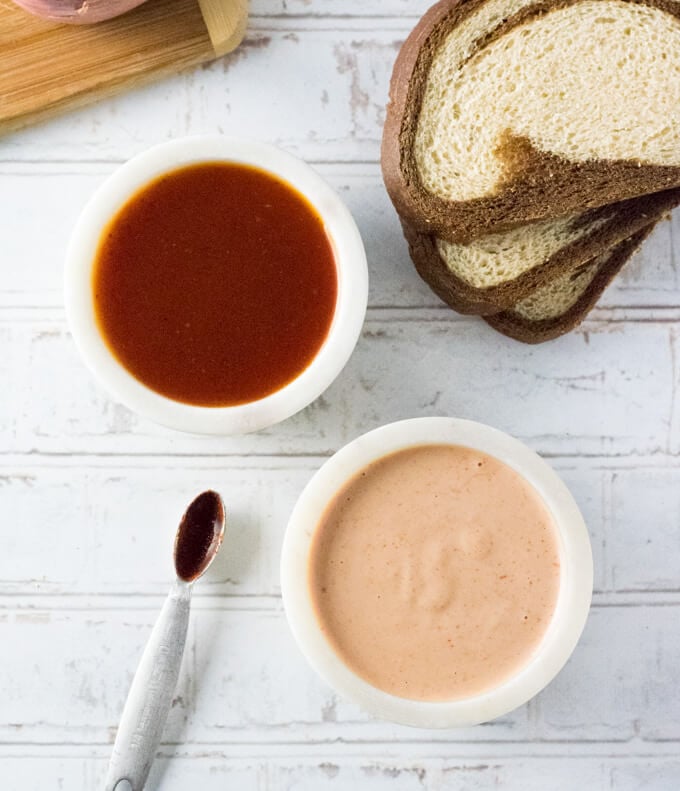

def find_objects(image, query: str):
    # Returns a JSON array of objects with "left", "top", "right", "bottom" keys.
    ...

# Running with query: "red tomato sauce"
[{"left": 93, "top": 162, "right": 338, "bottom": 407}]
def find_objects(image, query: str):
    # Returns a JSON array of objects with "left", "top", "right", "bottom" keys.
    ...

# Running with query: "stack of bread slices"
[{"left": 381, "top": 0, "right": 680, "bottom": 343}]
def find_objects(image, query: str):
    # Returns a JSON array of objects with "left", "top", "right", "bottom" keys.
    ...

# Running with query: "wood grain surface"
[
  {"left": 0, "top": 0, "right": 247, "bottom": 135},
  {"left": 0, "top": 2, "right": 678, "bottom": 789}
]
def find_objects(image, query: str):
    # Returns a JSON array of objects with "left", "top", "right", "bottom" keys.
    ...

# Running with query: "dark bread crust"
[
  {"left": 484, "top": 226, "right": 654, "bottom": 342},
  {"left": 382, "top": 0, "right": 680, "bottom": 243},
  {"left": 401, "top": 189, "right": 680, "bottom": 315},
  {"left": 402, "top": 220, "right": 501, "bottom": 315}
]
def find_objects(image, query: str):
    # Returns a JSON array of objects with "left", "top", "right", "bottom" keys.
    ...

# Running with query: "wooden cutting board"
[{"left": 0, "top": 0, "right": 248, "bottom": 136}]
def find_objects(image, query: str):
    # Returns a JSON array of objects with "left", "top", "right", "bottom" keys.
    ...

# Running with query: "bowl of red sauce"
[{"left": 65, "top": 136, "right": 367, "bottom": 434}]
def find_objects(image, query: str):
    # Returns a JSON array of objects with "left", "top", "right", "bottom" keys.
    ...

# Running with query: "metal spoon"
[{"left": 104, "top": 491, "right": 226, "bottom": 791}]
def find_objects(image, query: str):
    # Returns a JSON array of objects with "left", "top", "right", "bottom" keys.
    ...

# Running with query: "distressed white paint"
[
  {"left": 0, "top": 313, "right": 676, "bottom": 457},
  {"left": 2, "top": 461, "right": 680, "bottom": 598},
  {"left": 2, "top": 754, "right": 679, "bottom": 791},
  {"left": 0, "top": 24, "right": 402, "bottom": 164},
  {"left": 0, "top": 0, "right": 678, "bottom": 787},
  {"left": 0, "top": 603, "right": 677, "bottom": 747},
  {"left": 0, "top": 165, "right": 678, "bottom": 310}
]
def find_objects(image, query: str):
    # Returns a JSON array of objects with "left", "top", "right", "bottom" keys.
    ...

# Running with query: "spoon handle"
[{"left": 104, "top": 581, "right": 191, "bottom": 791}]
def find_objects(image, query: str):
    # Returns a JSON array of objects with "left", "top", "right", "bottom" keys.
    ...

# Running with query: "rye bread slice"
[
  {"left": 382, "top": 0, "right": 680, "bottom": 243},
  {"left": 484, "top": 226, "right": 654, "bottom": 342},
  {"left": 401, "top": 189, "right": 680, "bottom": 315}
]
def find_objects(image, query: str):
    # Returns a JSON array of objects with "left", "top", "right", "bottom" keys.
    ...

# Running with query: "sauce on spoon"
[{"left": 174, "top": 490, "right": 226, "bottom": 582}]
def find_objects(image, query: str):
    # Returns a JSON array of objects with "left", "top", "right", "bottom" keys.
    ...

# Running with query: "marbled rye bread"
[
  {"left": 485, "top": 226, "right": 654, "bottom": 343},
  {"left": 400, "top": 190, "right": 680, "bottom": 315},
  {"left": 382, "top": 0, "right": 680, "bottom": 243}
]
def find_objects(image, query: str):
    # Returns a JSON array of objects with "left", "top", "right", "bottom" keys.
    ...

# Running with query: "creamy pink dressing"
[{"left": 309, "top": 444, "right": 561, "bottom": 701}]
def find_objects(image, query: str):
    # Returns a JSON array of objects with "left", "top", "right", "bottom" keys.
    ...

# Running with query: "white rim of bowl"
[
  {"left": 64, "top": 136, "right": 368, "bottom": 435},
  {"left": 280, "top": 417, "right": 593, "bottom": 728}
]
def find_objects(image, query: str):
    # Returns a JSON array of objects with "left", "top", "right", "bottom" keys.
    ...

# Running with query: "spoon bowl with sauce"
[
  {"left": 104, "top": 490, "right": 225, "bottom": 791},
  {"left": 65, "top": 136, "right": 368, "bottom": 434}
]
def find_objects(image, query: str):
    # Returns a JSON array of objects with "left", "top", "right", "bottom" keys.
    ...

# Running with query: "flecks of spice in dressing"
[{"left": 309, "top": 444, "right": 561, "bottom": 701}]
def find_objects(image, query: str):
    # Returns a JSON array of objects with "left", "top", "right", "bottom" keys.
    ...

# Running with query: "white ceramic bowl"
[
  {"left": 64, "top": 136, "right": 368, "bottom": 435},
  {"left": 281, "top": 417, "right": 593, "bottom": 728}
]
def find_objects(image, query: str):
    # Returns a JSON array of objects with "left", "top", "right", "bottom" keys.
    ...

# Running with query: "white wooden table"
[{"left": 1, "top": 2, "right": 679, "bottom": 788}]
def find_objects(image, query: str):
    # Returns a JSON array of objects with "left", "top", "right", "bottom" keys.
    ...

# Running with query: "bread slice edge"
[
  {"left": 484, "top": 226, "right": 655, "bottom": 343},
  {"left": 400, "top": 189, "right": 680, "bottom": 315}
]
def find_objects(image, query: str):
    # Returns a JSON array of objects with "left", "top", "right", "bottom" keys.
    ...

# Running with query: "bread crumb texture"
[
  {"left": 415, "top": 0, "right": 680, "bottom": 201},
  {"left": 435, "top": 212, "right": 609, "bottom": 287},
  {"left": 512, "top": 257, "right": 603, "bottom": 320}
]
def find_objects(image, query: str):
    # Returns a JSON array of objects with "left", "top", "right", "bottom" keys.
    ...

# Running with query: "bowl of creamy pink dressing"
[{"left": 280, "top": 417, "right": 593, "bottom": 727}]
